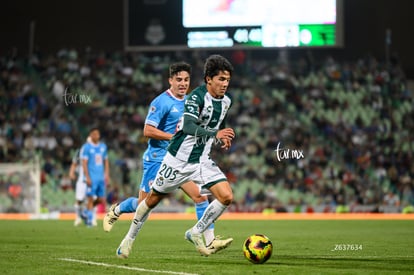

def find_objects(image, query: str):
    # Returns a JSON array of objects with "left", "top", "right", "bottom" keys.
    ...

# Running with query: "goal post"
[{"left": 0, "top": 156, "right": 41, "bottom": 217}]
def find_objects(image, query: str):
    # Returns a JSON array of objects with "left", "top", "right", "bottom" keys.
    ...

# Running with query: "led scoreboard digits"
[
  {"left": 184, "top": 0, "right": 340, "bottom": 48},
  {"left": 125, "top": 0, "right": 343, "bottom": 51}
]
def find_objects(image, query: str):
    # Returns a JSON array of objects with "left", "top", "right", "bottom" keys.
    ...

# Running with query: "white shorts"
[
  {"left": 75, "top": 179, "right": 87, "bottom": 202},
  {"left": 152, "top": 152, "right": 227, "bottom": 194}
]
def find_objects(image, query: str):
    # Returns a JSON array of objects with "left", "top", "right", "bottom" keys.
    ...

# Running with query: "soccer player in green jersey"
[{"left": 116, "top": 54, "right": 235, "bottom": 258}]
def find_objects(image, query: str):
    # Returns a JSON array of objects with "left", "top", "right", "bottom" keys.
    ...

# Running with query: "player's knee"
[
  {"left": 220, "top": 193, "right": 233, "bottom": 206},
  {"left": 146, "top": 191, "right": 166, "bottom": 208},
  {"left": 191, "top": 194, "right": 207, "bottom": 204}
]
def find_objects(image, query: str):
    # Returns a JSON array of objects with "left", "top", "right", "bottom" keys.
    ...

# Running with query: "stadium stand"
[{"left": 0, "top": 48, "right": 413, "bottom": 213}]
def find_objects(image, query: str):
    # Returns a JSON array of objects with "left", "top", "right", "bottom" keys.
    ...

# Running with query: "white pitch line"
[{"left": 58, "top": 258, "right": 200, "bottom": 275}]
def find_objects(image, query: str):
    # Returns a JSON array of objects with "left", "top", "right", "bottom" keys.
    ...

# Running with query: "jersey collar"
[{"left": 166, "top": 89, "right": 186, "bottom": 101}]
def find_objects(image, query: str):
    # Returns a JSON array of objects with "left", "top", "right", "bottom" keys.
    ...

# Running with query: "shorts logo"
[{"left": 156, "top": 176, "right": 164, "bottom": 186}]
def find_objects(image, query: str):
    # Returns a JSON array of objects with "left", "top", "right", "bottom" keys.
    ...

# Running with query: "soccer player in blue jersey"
[
  {"left": 81, "top": 128, "right": 110, "bottom": 227},
  {"left": 104, "top": 62, "right": 232, "bottom": 254},
  {"left": 116, "top": 55, "right": 235, "bottom": 258},
  {"left": 70, "top": 136, "right": 95, "bottom": 226}
]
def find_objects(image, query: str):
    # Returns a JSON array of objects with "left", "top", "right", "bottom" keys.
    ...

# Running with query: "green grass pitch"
[{"left": 0, "top": 219, "right": 413, "bottom": 274}]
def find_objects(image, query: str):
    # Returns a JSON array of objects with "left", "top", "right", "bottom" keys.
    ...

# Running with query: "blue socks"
[
  {"left": 85, "top": 209, "right": 93, "bottom": 226},
  {"left": 117, "top": 197, "right": 213, "bottom": 232},
  {"left": 119, "top": 197, "right": 139, "bottom": 214}
]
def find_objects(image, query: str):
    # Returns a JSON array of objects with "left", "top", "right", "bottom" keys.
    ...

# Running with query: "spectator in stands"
[{"left": 1, "top": 48, "right": 412, "bottom": 213}]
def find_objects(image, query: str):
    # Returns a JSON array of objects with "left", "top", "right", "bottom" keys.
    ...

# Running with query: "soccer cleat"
[
  {"left": 185, "top": 229, "right": 211, "bottom": 256},
  {"left": 116, "top": 238, "right": 134, "bottom": 259},
  {"left": 92, "top": 219, "right": 98, "bottom": 227},
  {"left": 207, "top": 236, "right": 233, "bottom": 254},
  {"left": 74, "top": 217, "right": 83, "bottom": 226},
  {"left": 103, "top": 203, "right": 120, "bottom": 232}
]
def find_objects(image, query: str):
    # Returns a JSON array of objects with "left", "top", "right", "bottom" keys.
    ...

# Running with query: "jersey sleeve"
[
  {"left": 182, "top": 90, "right": 217, "bottom": 137},
  {"left": 182, "top": 115, "right": 217, "bottom": 137},
  {"left": 80, "top": 144, "right": 88, "bottom": 160},
  {"left": 183, "top": 92, "right": 202, "bottom": 119},
  {"left": 145, "top": 95, "right": 169, "bottom": 128}
]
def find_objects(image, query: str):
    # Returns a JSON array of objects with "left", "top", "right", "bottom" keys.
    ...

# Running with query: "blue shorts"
[
  {"left": 86, "top": 178, "right": 105, "bottom": 198},
  {"left": 140, "top": 161, "right": 161, "bottom": 193}
]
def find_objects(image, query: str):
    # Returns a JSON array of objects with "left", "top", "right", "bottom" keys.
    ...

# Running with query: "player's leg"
[
  {"left": 92, "top": 205, "right": 98, "bottom": 226},
  {"left": 190, "top": 180, "right": 233, "bottom": 232},
  {"left": 185, "top": 181, "right": 233, "bottom": 254},
  {"left": 185, "top": 161, "right": 233, "bottom": 253},
  {"left": 103, "top": 196, "right": 136, "bottom": 232},
  {"left": 137, "top": 189, "right": 148, "bottom": 204},
  {"left": 117, "top": 154, "right": 192, "bottom": 258},
  {"left": 117, "top": 160, "right": 156, "bottom": 215},
  {"left": 74, "top": 179, "right": 87, "bottom": 226},
  {"left": 115, "top": 190, "right": 149, "bottom": 215},
  {"left": 85, "top": 178, "right": 100, "bottom": 227},
  {"left": 116, "top": 190, "right": 166, "bottom": 258},
  {"left": 90, "top": 197, "right": 102, "bottom": 227},
  {"left": 180, "top": 181, "right": 215, "bottom": 245},
  {"left": 181, "top": 181, "right": 233, "bottom": 253},
  {"left": 85, "top": 195, "right": 95, "bottom": 227},
  {"left": 91, "top": 197, "right": 100, "bottom": 227},
  {"left": 92, "top": 181, "right": 106, "bottom": 226},
  {"left": 74, "top": 200, "right": 84, "bottom": 226},
  {"left": 104, "top": 161, "right": 158, "bottom": 232}
]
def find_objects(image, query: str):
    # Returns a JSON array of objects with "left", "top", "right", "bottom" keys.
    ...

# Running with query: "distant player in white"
[{"left": 69, "top": 137, "right": 90, "bottom": 226}]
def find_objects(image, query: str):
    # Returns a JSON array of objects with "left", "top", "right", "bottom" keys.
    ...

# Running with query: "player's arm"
[
  {"left": 69, "top": 162, "right": 77, "bottom": 180},
  {"left": 144, "top": 95, "right": 174, "bottom": 140},
  {"left": 69, "top": 149, "right": 79, "bottom": 180},
  {"left": 101, "top": 144, "right": 110, "bottom": 184},
  {"left": 182, "top": 115, "right": 235, "bottom": 148},
  {"left": 218, "top": 115, "right": 232, "bottom": 150},
  {"left": 82, "top": 158, "right": 91, "bottom": 185},
  {"left": 143, "top": 124, "right": 173, "bottom": 140},
  {"left": 104, "top": 158, "right": 110, "bottom": 185},
  {"left": 183, "top": 92, "right": 235, "bottom": 140},
  {"left": 182, "top": 115, "right": 214, "bottom": 136},
  {"left": 182, "top": 113, "right": 234, "bottom": 141}
]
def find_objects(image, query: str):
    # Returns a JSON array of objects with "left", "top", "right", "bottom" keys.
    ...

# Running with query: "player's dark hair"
[
  {"left": 203, "top": 54, "right": 234, "bottom": 83},
  {"left": 169, "top": 62, "right": 192, "bottom": 77},
  {"left": 88, "top": 127, "right": 100, "bottom": 134}
]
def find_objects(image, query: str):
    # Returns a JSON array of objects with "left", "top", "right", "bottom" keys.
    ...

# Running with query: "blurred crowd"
[{"left": 0, "top": 47, "right": 413, "bottom": 213}]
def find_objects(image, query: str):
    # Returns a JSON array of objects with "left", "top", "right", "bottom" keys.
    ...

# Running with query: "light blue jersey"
[
  {"left": 143, "top": 90, "right": 185, "bottom": 162},
  {"left": 80, "top": 141, "right": 108, "bottom": 181}
]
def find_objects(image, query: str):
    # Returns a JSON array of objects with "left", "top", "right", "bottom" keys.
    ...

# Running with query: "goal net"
[{"left": 0, "top": 157, "right": 41, "bottom": 216}]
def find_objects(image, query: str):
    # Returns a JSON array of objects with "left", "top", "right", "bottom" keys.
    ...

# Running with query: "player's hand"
[
  {"left": 216, "top": 128, "right": 235, "bottom": 141},
  {"left": 85, "top": 177, "right": 91, "bottom": 186},
  {"left": 221, "top": 138, "right": 232, "bottom": 150},
  {"left": 105, "top": 174, "right": 110, "bottom": 186},
  {"left": 69, "top": 173, "right": 76, "bottom": 181}
]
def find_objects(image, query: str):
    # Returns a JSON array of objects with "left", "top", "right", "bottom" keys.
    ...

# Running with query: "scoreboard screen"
[{"left": 125, "top": 0, "right": 343, "bottom": 51}]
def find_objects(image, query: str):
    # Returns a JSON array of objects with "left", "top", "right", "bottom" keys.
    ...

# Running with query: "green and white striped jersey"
[{"left": 168, "top": 84, "right": 232, "bottom": 163}]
